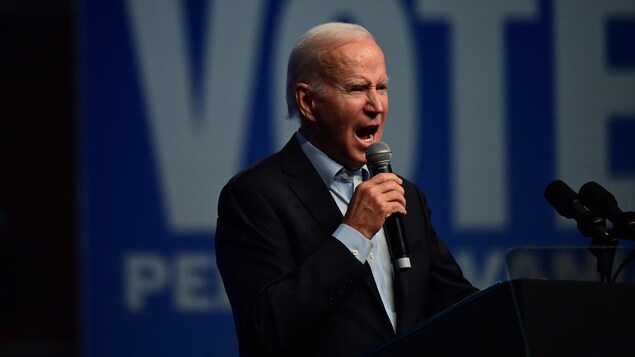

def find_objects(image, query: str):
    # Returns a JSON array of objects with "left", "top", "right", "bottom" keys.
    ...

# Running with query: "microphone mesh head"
[
  {"left": 366, "top": 142, "right": 392, "bottom": 167},
  {"left": 579, "top": 181, "right": 617, "bottom": 207},
  {"left": 544, "top": 179, "right": 578, "bottom": 218}
]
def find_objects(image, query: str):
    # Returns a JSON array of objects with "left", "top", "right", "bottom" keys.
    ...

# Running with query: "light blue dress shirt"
[{"left": 296, "top": 131, "right": 397, "bottom": 331}]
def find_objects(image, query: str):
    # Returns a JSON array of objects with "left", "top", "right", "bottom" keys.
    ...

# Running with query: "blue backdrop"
[{"left": 80, "top": 0, "right": 635, "bottom": 355}]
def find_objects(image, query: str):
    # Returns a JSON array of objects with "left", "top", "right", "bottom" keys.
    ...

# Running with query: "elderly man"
[{"left": 215, "top": 22, "right": 477, "bottom": 356}]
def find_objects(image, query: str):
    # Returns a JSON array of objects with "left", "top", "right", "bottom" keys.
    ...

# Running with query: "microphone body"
[
  {"left": 366, "top": 142, "right": 411, "bottom": 271},
  {"left": 579, "top": 182, "right": 635, "bottom": 239}
]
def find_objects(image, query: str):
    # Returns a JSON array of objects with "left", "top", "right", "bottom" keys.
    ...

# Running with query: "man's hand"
[{"left": 343, "top": 173, "right": 407, "bottom": 239}]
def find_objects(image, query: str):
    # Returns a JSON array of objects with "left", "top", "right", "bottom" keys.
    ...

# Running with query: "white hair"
[{"left": 285, "top": 22, "right": 375, "bottom": 119}]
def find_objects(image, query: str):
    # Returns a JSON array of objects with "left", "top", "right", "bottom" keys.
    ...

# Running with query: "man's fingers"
[
  {"left": 344, "top": 172, "right": 407, "bottom": 239},
  {"left": 356, "top": 175, "right": 404, "bottom": 196},
  {"left": 366, "top": 172, "right": 402, "bottom": 185}
]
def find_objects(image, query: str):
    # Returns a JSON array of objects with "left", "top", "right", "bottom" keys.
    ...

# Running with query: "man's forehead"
[{"left": 332, "top": 69, "right": 388, "bottom": 84}]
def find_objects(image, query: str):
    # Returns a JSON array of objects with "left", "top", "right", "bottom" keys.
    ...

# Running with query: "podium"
[
  {"left": 366, "top": 247, "right": 635, "bottom": 357},
  {"left": 366, "top": 246, "right": 635, "bottom": 356},
  {"left": 364, "top": 279, "right": 635, "bottom": 356}
]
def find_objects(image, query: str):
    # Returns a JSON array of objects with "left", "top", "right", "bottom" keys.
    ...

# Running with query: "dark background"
[{"left": 1, "top": 0, "right": 77, "bottom": 355}]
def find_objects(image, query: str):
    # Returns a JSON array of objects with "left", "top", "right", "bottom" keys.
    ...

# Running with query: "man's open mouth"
[{"left": 355, "top": 126, "right": 378, "bottom": 143}]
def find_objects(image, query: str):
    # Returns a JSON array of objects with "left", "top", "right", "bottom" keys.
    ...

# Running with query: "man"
[{"left": 215, "top": 22, "right": 477, "bottom": 356}]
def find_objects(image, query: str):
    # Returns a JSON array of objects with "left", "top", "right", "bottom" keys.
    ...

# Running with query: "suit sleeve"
[{"left": 215, "top": 177, "right": 370, "bottom": 354}]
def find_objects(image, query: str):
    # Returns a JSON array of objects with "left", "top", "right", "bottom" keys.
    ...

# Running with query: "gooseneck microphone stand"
[{"left": 588, "top": 232, "right": 617, "bottom": 283}]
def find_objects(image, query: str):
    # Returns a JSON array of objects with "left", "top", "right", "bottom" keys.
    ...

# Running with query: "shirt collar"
[{"left": 296, "top": 131, "right": 368, "bottom": 186}]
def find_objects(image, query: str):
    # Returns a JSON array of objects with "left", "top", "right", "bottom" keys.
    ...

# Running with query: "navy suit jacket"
[{"left": 215, "top": 136, "right": 477, "bottom": 356}]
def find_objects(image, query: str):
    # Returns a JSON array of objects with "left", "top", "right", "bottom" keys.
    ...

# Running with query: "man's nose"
[{"left": 365, "top": 89, "right": 384, "bottom": 113}]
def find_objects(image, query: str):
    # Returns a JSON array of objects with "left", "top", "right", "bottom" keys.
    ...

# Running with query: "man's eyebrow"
[
  {"left": 345, "top": 81, "right": 369, "bottom": 88},
  {"left": 344, "top": 78, "right": 389, "bottom": 88}
]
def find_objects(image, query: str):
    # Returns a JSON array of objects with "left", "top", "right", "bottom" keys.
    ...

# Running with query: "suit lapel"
[{"left": 280, "top": 136, "right": 342, "bottom": 235}]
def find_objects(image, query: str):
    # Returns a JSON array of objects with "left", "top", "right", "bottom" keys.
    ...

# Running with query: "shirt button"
[
  {"left": 351, "top": 249, "right": 359, "bottom": 256},
  {"left": 369, "top": 252, "right": 375, "bottom": 260},
  {"left": 341, "top": 172, "right": 349, "bottom": 180}
]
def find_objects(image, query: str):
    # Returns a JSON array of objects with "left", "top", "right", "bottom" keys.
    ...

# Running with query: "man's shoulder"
[
  {"left": 224, "top": 135, "right": 303, "bottom": 189},
  {"left": 226, "top": 151, "right": 284, "bottom": 188}
]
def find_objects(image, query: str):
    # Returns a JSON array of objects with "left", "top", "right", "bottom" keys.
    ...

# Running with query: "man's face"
[{"left": 301, "top": 39, "right": 388, "bottom": 170}]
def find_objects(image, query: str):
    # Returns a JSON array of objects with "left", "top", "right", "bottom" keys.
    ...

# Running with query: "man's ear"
[{"left": 295, "top": 83, "right": 316, "bottom": 122}]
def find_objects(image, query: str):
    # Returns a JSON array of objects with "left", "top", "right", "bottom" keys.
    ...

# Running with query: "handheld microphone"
[
  {"left": 544, "top": 180, "right": 610, "bottom": 240},
  {"left": 366, "top": 142, "right": 411, "bottom": 271},
  {"left": 579, "top": 182, "right": 635, "bottom": 240}
]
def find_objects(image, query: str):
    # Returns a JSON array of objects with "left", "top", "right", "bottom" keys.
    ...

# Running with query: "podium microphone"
[
  {"left": 545, "top": 180, "right": 617, "bottom": 282},
  {"left": 544, "top": 180, "right": 610, "bottom": 241},
  {"left": 579, "top": 181, "right": 635, "bottom": 240},
  {"left": 366, "top": 142, "right": 411, "bottom": 271}
]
